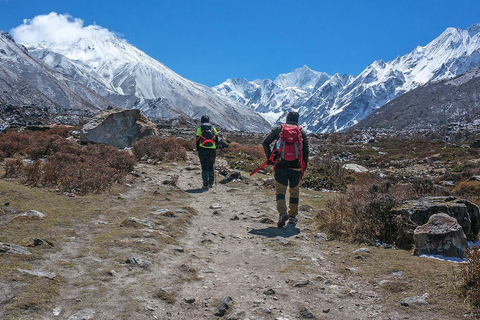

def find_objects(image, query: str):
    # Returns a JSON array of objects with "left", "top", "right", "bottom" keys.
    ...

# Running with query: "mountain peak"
[
  {"left": 468, "top": 23, "right": 480, "bottom": 36},
  {"left": 0, "top": 31, "right": 15, "bottom": 43}
]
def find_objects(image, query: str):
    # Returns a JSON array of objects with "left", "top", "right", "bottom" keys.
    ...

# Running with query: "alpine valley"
[{"left": 214, "top": 24, "right": 480, "bottom": 133}]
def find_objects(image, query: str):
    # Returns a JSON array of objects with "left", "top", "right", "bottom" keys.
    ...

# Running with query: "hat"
[
  {"left": 286, "top": 111, "right": 299, "bottom": 124},
  {"left": 201, "top": 115, "right": 210, "bottom": 123}
]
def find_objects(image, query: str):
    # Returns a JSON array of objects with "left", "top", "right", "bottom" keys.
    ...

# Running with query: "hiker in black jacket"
[
  {"left": 196, "top": 115, "right": 219, "bottom": 189},
  {"left": 262, "top": 111, "right": 309, "bottom": 228}
]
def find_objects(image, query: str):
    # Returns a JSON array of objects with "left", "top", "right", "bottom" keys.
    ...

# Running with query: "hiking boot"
[
  {"left": 202, "top": 184, "right": 209, "bottom": 190},
  {"left": 288, "top": 217, "right": 297, "bottom": 225},
  {"left": 277, "top": 213, "right": 289, "bottom": 228}
]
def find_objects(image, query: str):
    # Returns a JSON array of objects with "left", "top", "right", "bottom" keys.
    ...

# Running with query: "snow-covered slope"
[
  {"left": 215, "top": 24, "right": 480, "bottom": 132},
  {"left": 215, "top": 65, "right": 332, "bottom": 125},
  {"left": 14, "top": 14, "right": 270, "bottom": 132},
  {"left": 0, "top": 31, "right": 112, "bottom": 113}
]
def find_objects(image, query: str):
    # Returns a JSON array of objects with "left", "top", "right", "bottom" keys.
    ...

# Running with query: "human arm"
[
  {"left": 302, "top": 130, "right": 309, "bottom": 170},
  {"left": 262, "top": 126, "right": 281, "bottom": 160},
  {"left": 214, "top": 127, "right": 219, "bottom": 149},
  {"left": 195, "top": 127, "right": 201, "bottom": 151}
]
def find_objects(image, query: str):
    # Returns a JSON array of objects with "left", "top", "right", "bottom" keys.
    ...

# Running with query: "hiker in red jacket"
[{"left": 262, "top": 111, "right": 309, "bottom": 228}]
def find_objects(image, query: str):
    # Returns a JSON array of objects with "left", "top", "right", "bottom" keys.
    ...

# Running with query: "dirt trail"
[
  {"left": 6, "top": 152, "right": 461, "bottom": 320},
  {"left": 148, "top": 153, "right": 387, "bottom": 320}
]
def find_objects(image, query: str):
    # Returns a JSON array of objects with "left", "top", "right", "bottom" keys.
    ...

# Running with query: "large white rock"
[{"left": 414, "top": 213, "right": 468, "bottom": 258}]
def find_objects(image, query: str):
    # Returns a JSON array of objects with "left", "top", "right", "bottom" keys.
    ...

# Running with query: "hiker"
[
  {"left": 196, "top": 115, "right": 218, "bottom": 189},
  {"left": 262, "top": 111, "right": 309, "bottom": 228}
]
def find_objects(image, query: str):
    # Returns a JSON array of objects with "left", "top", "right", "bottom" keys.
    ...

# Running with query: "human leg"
[
  {"left": 198, "top": 149, "right": 209, "bottom": 188},
  {"left": 274, "top": 168, "right": 289, "bottom": 227},
  {"left": 207, "top": 150, "right": 216, "bottom": 187},
  {"left": 287, "top": 169, "right": 302, "bottom": 220}
]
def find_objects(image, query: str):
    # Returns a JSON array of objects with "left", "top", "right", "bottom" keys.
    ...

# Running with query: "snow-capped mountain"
[
  {"left": 14, "top": 15, "right": 270, "bottom": 132},
  {"left": 354, "top": 67, "right": 480, "bottom": 131},
  {"left": 215, "top": 24, "right": 480, "bottom": 133},
  {"left": 0, "top": 31, "right": 112, "bottom": 113},
  {"left": 215, "top": 65, "right": 331, "bottom": 124}
]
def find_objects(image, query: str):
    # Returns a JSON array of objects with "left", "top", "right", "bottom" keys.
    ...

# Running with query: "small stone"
[
  {"left": 120, "top": 217, "right": 156, "bottom": 229},
  {"left": 0, "top": 243, "right": 31, "bottom": 255},
  {"left": 67, "top": 309, "right": 95, "bottom": 320},
  {"left": 184, "top": 297, "right": 196, "bottom": 304},
  {"left": 213, "top": 210, "right": 220, "bottom": 215},
  {"left": 301, "top": 307, "right": 317, "bottom": 319},
  {"left": 293, "top": 280, "right": 312, "bottom": 287},
  {"left": 33, "top": 238, "right": 54, "bottom": 247},
  {"left": 151, "top": 209, "right": 169, "bottom": 215},
  {"left": 210, "top": 204, "right": 222, "bottom": 210},
  {"left": 263, "top": 288, "right": 276, "bottom": 295},
  {"left": 126, "top": 257, "right": 151, "bottom": 266},
  {"left": 355, "top": 255, "right": 365, "bottom": 260},
  {"left": 314, "top": 233, "right": 328, "bottom": 240},
  {"left": 53, "top": 307, "right": 61, "bottom": 316},
  {"left": 214, "top": 296, "right": 233, "bottom": 316},
  {"left": 271, "top": 237, "right": 290, "bottom": 245},
  {"left": 17, "top": 269, "right": 56, "bottom": 280},
  {"left": 174, "top": 247, "right": 185, "bottom": 253},
  {"left": 260, "top": 217, "right": 275, "bottom": 224},
  {"left": 108, "top": 270, "right": 117, "bottom": 276},
  {"left": 230, "top": 215, "right": 240, "bottom": 221},
  {"left": 4, "top": 202, "right": 10, "bottom": 206},
  {"left": 353, "top": 248, "right": 371, "bottom": 254},
  {"left": 299, "top": 204, "right": 314, "bottom": 212},
  {"left": 322, "top": 308, "right": 330, "bottom": 313},
  {"left": 227, "top": 188, "right": 241, "bottom": 192},
  {"left": 401, "top": 293, "right": 429, "bottom": 307},
  {"left": 16, "top": 210, "right": 45, "bottom": 219},
  {"left": 226, "top": 311, "right": 246, "bottom": 320}
]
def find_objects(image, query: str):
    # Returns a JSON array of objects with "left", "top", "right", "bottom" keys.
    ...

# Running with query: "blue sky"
[{"left": 1, "top": 0, "right": 479, "bottom": 86}]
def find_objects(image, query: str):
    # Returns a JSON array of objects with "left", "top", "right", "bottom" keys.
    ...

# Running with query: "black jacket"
[{"left": 262, "top": 123, "right": 309, "bottom": 170}]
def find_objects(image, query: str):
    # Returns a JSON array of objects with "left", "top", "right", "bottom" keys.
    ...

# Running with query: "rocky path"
[
  {"left": 151, "top": 154, "right": 388, "bottom": 320},
  {"left": 4, "top": 152, "right": 464, "bottom": 320}
]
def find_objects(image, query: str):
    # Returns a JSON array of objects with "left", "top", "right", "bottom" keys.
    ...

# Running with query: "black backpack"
[{"left": 197, "top": 124, "right": 215, "bottom": 148}]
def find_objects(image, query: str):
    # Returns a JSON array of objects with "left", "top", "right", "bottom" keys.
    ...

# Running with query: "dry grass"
[
  {"left": 132, "top": 136, "right": 188, "bottom": 162},
  {"left": 463, "top": 246, "right": 480, "bottom": 308},
  {"left": 2, "top": 132, "right": 136, "bottom": 195},
  {"left": 453, "top": 181, "right": 480, "bottom": 205},
  {"left": 324, "top": 239, "right": 469, "bottom": 317},
  {"left": 318, "top": 173, "right": 447, "bottom": 244}
]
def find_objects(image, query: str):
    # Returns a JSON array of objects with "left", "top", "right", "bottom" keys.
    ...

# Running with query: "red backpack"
[
  {"left": 277, "top": 124, "right": 302, "bottom": 161},
  {"left": 250, "top": 124, "right": 305, "bottom": 177}
]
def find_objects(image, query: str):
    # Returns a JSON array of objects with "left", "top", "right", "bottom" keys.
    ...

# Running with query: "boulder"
[
  {"left": 80, "top": 108, "right": 158, "bottom": 148},
  {"left": 392, "top": 196, "right": 480, "bottom": 249},
  {"left": 414, "top": 213, "right": 468, "bottom": 258}
]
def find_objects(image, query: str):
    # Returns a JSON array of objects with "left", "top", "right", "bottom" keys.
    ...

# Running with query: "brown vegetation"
[
  {"left": 1, "top": 129, "right": 136, "bottom": 194},
  {"left": 132, "top": 136, "right": 189, "bottom": 162},
  {"left": 319, "top": 174, "right": 447, "bottom": 244},
  {"left": 463, "top": 246, "right": 480, "bottom": 308}
]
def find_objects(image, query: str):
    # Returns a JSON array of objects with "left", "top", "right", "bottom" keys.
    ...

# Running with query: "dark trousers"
[
  {"left": 274, "top": 168, "right": 301, "bottom": 217},
  {"left": 198, "top": 148, "right": 216, "bottom": 186}
]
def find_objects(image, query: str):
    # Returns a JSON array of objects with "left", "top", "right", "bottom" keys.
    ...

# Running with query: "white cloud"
[{"left": 11, "top": 12, "right": 116, "bottom": 46}]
